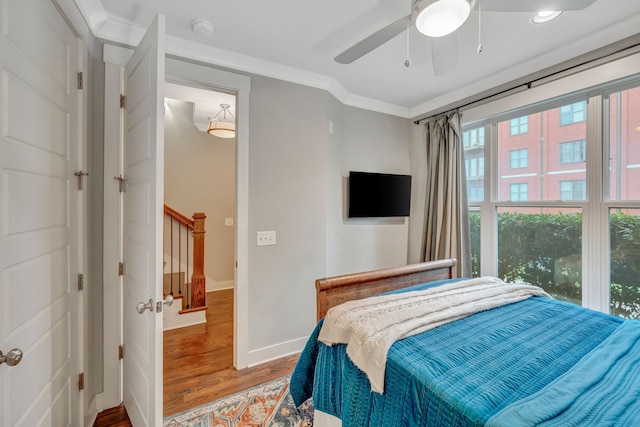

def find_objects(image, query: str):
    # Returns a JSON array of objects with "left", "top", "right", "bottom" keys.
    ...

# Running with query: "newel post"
[{"left": 191, "top": 212, "right": 206, "bottom": 308}]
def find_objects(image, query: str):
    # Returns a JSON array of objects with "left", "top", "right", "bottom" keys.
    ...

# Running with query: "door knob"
[
  {"left": 0, "top": 348, "right": 23, "bottom": 367},
  {"left": 155, "top": 295, "right": 174, "bottom": 313},
  {"left": 136, "top": 298, "right": 154, "bottom": 314}
]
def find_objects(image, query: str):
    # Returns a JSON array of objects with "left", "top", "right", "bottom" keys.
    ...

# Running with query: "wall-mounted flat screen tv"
[{"left": 348, "top": 171, "right": 412, "bottom": 218}]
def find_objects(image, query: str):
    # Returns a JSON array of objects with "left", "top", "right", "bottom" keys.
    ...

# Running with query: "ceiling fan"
[{"left": 334, "top": 0, "right": 597, "bottom": 75}]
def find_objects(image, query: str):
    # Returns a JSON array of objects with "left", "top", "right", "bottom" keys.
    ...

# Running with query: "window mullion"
[
  {"left": 481, "top": 122, "right": 497, "bottom": 277},
  {"left": 583, "top": 93, "right": 608, "bottom": 313}
]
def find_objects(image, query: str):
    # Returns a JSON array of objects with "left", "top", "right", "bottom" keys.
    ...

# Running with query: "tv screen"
[{"left": 348, "top": 171, "right": 412, "bottom": 218}]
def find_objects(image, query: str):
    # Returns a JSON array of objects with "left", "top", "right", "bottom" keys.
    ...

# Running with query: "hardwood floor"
[{"left": 94, "top": 289, "right": 300, "bottom": 426}]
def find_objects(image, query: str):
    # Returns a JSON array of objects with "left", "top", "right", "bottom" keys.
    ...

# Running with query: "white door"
[
  {"left": 122, "top": 14, "right": 166, "bottom": 427},
  {"left": 0, "top": 0, "right": 82, "bottom": 425}
]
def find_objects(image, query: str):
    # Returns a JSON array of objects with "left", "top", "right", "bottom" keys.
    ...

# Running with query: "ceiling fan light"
[{"left": 416, "top": 0, "right": 471, "bottom": 38}]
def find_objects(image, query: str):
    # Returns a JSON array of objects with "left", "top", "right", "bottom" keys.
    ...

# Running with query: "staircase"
[{"left": 163, "top": 205, "right": 207, "bottom": 330}]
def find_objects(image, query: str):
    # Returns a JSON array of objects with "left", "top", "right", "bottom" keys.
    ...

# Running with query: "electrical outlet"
[{"left": 257, "top": 231, "right": 276, "bottom": 246}]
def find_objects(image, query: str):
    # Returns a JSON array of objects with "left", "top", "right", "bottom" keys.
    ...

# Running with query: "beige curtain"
[{"left": 421, "top": 111, "right": 471, "bottom": 277}]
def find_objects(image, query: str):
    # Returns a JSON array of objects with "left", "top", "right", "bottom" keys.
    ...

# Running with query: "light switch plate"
[
  {"left": 257, "top": 231, "right": 276, "bottom": 246},
  {"left": 225, "top": 217, "right": 234, "bottom": 226}
]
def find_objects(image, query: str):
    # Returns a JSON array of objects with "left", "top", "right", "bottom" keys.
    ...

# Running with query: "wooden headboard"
[{"left": 315, "top": 258, "right": 458, "bottom": 321}]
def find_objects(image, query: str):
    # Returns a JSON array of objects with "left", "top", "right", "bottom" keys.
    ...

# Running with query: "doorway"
[{"left": 162, "top": 83, "right": 237, "bottom": 412}]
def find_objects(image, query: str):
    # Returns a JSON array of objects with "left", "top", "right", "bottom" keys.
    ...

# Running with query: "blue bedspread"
[{"left": 290, "top": 279, "right": 638, "bottom": 426}]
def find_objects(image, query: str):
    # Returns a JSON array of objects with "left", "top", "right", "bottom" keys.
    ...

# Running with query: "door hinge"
[
  {"left": 120, "top": 94, "right": 126, "bottom": 109},
  {"left": 114, "top": 175, "right": 126, "bottom": 192},
  {"left": 77, "top": 273, "right": 84, "bottom": 291},
  {"left": 118, "top": 262, "right": 125, "bottom": 276},
  {"left": 78, "top": 373, "right": 85, "bottom": 391},
  {"left": 77, "top": 72, "right": 83, "bottom": 89},
  {"left": 119, "top": 345, "right": 124, "bottom": 360},
  {"left": 74, "top": 171, "right": 89, "bottom": 190}
]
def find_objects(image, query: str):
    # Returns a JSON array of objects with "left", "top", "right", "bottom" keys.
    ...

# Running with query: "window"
[
  {"left": 610, "top": 208, "right": 640, "bottom": 319},
  {"left": 510, "top": 116, "right": 528, "bottom": 135},
  {"left": 560, "top": 180, "right": 586, "bottom": 201},
  {"left": 463, "top": 127, "right": 484, "bottom": 148},
  {"left": 467, "top": 183, "right": 484, "bottom": 202},
  {"left": 510, "top": 149, "right": 528, "bottom": 169},
  {"left": 465, "top": 157, "right": 484, "bottom": 178},
  {"left": 560, "top": 140, "right": 586, "bottom": 163},
  {"left": 607, "top": 87, "right": 640, "bottom": 201},
  {"left": 466, "top": 80, "right": 640, "bottom": 319},
  {"left": 560, "top": 101, "right": 586, "bottom": 125},
  {"left": 497, "top": 207, "right": 582, "bottom": 305},
  {"left": 497, "top": 105, "right": 586, "bottom": 202},
  {"left": 464, "top": 125, "right": 485, "bottom": 202},
  {"left": 510, "top": 183, "right": 528, "bottom": 201}
]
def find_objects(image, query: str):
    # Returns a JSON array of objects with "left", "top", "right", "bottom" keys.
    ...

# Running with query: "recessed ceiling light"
[{"left": 531, "top": 10, "right": 563, "bottom": 24}]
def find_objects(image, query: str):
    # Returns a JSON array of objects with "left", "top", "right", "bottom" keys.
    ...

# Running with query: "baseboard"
[
  {"left": 245, "top": 336, "right": 307, "bottom": 367},
  {"left": 207, "top": 279, "right": 234, "bottom": 292}
]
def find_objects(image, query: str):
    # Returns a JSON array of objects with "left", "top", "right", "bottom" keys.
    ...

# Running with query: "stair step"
[{"left": 179, "top": 306, "right": 208, "bottom": 315}]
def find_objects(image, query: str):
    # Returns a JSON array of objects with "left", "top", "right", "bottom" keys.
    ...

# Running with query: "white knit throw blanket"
[{"left": 317, "top": 277, "right": 550, "bottom": 393}]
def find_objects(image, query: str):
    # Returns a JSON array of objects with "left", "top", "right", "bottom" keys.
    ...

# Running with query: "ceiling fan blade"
[
  {"left": 334, "top": 15, "right": 410, "bottom": 64},
  {"left": 480, "top": 0, "right": 597, "bottom": 12},
  {"left": 432, "top": 31, "right": 461, "bottom": 76}
]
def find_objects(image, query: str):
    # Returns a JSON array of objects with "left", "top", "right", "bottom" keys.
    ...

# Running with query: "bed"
[{"left": 290, "top": 258, "right": 640, "bottom": 426}]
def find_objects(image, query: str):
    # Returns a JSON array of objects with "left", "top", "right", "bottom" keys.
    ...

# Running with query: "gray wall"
[
  {"left": 247, "top": 75, "right": 412, "bottom": 352},
  {"left": 248, "top": 76, "right": 329, "bottom": 348},
  {"left": 408, "top": 122, "right": 428, "bottom": 264},
  {"left": 326, "top": 106, "right": 411, "bottom": 276}
]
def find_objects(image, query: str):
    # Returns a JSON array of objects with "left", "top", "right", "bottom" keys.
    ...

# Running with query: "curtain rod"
[{"left": 413, "top": 39, "right": 640, "bottom": 125}]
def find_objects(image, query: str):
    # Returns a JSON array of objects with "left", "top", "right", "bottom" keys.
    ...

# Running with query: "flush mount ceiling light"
[
  {"left": 414, "top": 0, "right": 471, "bottom": 37},
  {"left": 531, "top": 10, "right": 563, "bottom": 24},
  {"left": 207, "top": 104, "right": 235, "bottom": 138}
]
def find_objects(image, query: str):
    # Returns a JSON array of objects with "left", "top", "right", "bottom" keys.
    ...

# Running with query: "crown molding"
[
  {"left": 89, "top": 11, "right": 411, "bottom": 118},
  {"left": 76, "top": 1, "right": 640, "bottom": 121}
]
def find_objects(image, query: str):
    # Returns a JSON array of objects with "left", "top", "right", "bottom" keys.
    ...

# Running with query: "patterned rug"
[{"left": 163, "top": 375, "right": 314, "bottom": 426}]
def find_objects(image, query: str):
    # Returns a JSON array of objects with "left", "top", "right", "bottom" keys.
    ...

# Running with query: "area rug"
[{"left": 163, "top": 375, "right": 314, "bottom": 426}]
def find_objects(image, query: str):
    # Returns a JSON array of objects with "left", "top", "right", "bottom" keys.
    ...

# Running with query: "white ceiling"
[{"left": 75, "top": 0, "right": 640, "bottom": 119}]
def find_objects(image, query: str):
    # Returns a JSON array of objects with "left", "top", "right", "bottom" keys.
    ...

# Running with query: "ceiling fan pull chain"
[
  {"left": 477, "top": 0, "right": 483, "bottom": 53},
  {"left": 405, "top": 17, "right": 412, "bottom": 67}
]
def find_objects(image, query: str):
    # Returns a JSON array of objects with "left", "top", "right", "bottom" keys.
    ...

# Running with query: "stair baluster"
[{"left": 163, "top": 205, "right": 207, "bottom": 312}]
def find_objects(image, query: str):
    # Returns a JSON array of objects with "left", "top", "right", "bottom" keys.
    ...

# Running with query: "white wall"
[{"left": 164, "top": 99, "right": 235, "bottom": 288}]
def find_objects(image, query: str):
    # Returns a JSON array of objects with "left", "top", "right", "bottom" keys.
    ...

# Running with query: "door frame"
[
  {"left": 99, "top": 46, "right": 251, "bottom": 411},
  {"left": 164, "top": 57, "right": 251, "bottom": 370}
]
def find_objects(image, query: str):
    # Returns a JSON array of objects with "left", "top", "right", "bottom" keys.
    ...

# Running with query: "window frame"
[{"left": 463, "top": 93, "right": 605, "bottom": 314}]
